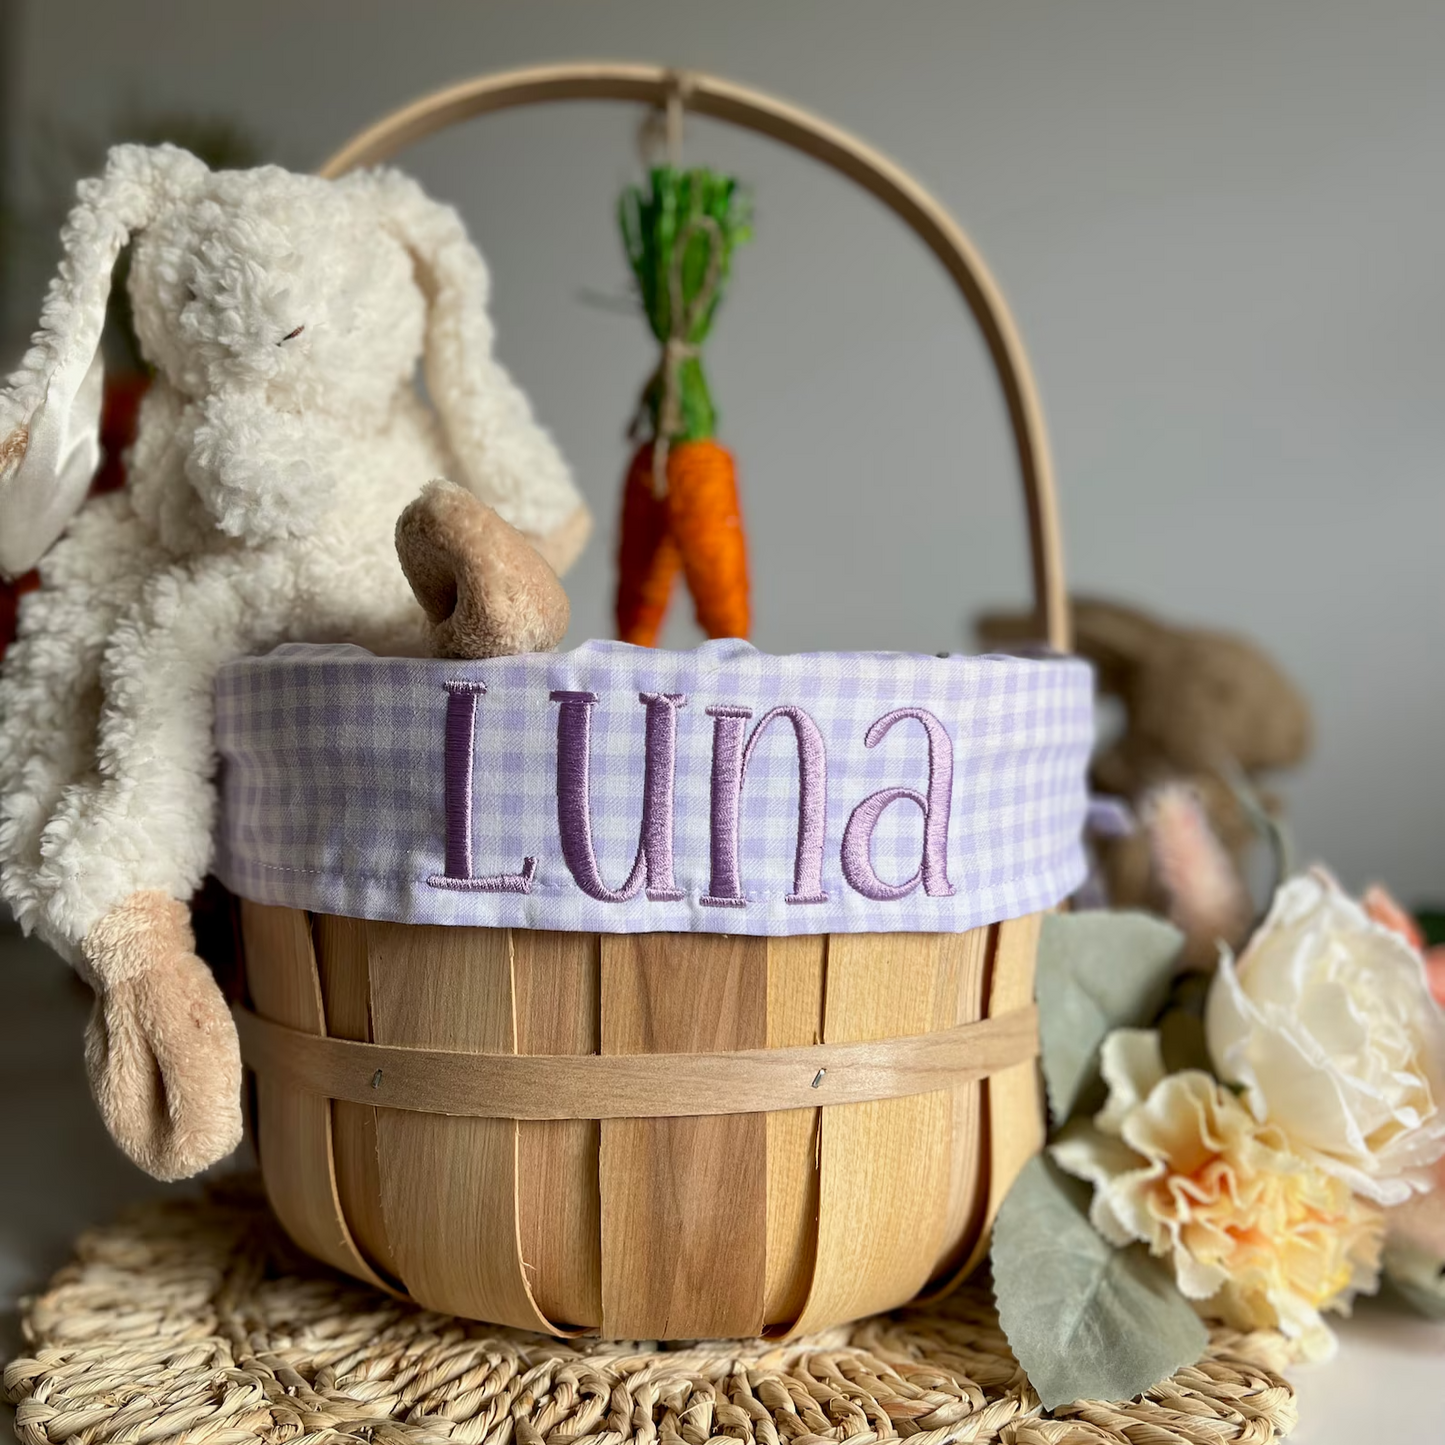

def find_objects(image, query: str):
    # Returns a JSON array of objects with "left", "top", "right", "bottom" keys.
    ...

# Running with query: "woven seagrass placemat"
[{"left": 3, "top": 1179, "right": 1297, "bottom": 1445}]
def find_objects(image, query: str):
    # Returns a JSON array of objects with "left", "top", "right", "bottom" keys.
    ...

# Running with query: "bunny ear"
[
  {"left": 0, "top": 144, "right": 206, "bottom": 578},
  {"left": 1069, "top": 597, "right": 1172, "bottom": 691},
  {"left": 356, "top": 168, "right": 588, "bottom": 572}
]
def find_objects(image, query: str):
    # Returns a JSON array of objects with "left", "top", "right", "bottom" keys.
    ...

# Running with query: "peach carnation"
[{"left": 1053, "top": 1029, "right": 1385, "bottom": 1360}]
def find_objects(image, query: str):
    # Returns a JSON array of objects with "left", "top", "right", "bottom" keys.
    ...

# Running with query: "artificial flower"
[
  {"left": 1363, "top": 883, "right": 1425, "bottom": 952},
  {"left": 1381, "top": 1153, "right": 1445, "bottom": 1317},
  {"left": 1386, "top": 1154, "right": 1445, "bottom": 1261},
  {"left": 1054, "top": 1029, "right": 1385, "bottom": 1361},
  {"left": 1363, "top": 882, "right": 1445, "bottom": 1010},
  {"left": 1206, "top": 869, "right": 1445, "bottom": 1205}
]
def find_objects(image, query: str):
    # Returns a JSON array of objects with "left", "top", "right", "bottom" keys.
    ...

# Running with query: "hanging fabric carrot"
[{"left": 615, "top": 166, "right": 751, "bottom": 645}]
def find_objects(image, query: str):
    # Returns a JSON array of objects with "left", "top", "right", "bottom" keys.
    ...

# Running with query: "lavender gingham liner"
[{"left": 214, "top": 639, "right": 1094, "bottom": 936}]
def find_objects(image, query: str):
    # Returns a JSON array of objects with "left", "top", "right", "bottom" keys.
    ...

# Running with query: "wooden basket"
[{"left": 237, "top": 63, "right": 1074, "bottom": 1340}]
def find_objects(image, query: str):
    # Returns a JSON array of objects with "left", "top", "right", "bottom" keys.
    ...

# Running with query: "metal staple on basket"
[{"left": 3, "top": 1183, "right": 1299, "bottom": 1445}]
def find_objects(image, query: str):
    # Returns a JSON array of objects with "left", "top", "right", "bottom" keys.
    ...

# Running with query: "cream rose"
[
  {"left": 1206, "top": 869, "right": 1445, "bottom": 1205},
  {"left": 1054, "top": 1029, "right": 1384, "bottom": 1361}
]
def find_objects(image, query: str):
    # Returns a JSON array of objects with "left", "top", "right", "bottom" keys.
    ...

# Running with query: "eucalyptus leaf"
[
  {"left": 992, "top": 1155, "right": 1208, "bottom": 1410},
  {"left": 1383, "top": 1239, "right": 1445, "bottom": 1319},
  {"left": 1037, "top": 912, "right": 1184, "bottom": 1124}
]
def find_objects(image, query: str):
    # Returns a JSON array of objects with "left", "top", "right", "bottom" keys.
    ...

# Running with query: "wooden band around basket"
[
  {"left": 234, "top": 1002, "right": 1039, "bottom": 1120},
  {"left": 318, "top": 62, "right": 1070, "bottom": 653}
]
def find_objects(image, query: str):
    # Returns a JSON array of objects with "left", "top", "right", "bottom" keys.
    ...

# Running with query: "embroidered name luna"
[
  {"left": 428, "top": 683, "right": 957, "bottom": 907},
  {"left": 214, "top": 640, "right": 1096, "bottom": 937}
]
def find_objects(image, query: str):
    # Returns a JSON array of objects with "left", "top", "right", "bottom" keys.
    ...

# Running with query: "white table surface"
[{"left": 2, "top": 918, "right": 1440, "bottom": 1440}]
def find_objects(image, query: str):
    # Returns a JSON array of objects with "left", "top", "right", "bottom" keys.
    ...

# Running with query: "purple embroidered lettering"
[
  {"left": 702, "top": 704, "right": 829, "bottom": 907},
  {"left": 552, "top": 689, "right": 688, "bottom": 902},
  {"left": 428, "top": 680, "right": 537, "bottom": 893},
  {"left": 841, "top": 707, "right": 956, "bottom": 901}
]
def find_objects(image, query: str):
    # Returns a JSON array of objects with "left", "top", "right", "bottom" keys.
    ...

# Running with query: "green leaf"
[
  {"left": 1036, "top": 912, "right": 1184, "bottom": 1124},
  {"left": 1383, "top": 1239, "right": 1445, "bottom": 1319},
  {"left": 992, "top": 1155, "right": 1209, "bottom": 1410},
  {"left": 617, "top": 166, "right": 752, "bottom": 439}
]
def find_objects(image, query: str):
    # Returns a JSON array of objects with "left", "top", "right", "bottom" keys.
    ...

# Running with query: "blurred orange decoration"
[{"left": 0, "top": 371, "right": 149, "bottom": 660}]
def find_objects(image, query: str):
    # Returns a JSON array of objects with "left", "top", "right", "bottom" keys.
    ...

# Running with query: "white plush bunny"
[{"left": 0, "top": 144, "right": 590, "bottom": 1180}]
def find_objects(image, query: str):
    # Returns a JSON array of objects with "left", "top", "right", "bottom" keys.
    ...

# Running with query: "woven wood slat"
[
  {"left": 238, "top": 900, "right": 391, "bottom": 1294},
  {"left": 232, "top": 1000, "right": 1040, "bottom": 1119}
]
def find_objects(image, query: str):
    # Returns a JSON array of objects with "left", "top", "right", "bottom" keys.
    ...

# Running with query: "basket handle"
[{"left": 321, "top": 62, "right": 1070, "bottom": 653}]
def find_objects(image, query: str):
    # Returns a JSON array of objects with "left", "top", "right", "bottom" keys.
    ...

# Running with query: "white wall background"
[{"left": 4, "top": 1, "right": 1442, "bottom": 898}]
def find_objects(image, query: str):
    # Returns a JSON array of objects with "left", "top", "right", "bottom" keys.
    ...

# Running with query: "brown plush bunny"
[{"left": 978, "top": 597, "right": 1312, "bottom": 942}]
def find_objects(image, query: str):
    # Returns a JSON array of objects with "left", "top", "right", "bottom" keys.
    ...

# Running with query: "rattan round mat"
[{"left": 4, "top": 1179, "right": 1297, "bottom": 1445}]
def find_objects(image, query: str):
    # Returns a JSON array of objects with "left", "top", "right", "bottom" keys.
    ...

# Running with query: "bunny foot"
[
  {"left": 396, "top": 480, "right": 571, "bottom": 659},
  {"left": 80, "top": 890, "right": 243, "bottom": 1181}
]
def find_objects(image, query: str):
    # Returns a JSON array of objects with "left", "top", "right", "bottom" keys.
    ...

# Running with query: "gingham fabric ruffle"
[{"left": 214, "top": 639, "right": 1093, "bottom": 936}]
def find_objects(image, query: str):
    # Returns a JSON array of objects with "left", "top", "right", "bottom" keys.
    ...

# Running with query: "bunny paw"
[
  {"left": 81, "top": 890, "right": 243, "bottom": 1181},
  {"left": 396, "top": 480, "right": 570, "bottom": 659}
]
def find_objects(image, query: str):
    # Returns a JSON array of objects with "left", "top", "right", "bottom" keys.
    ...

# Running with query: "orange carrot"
[
  {"left": 616, "top": 443, "right": 682, "bottom": 646},
  {"left": 665, "top": 440, "right": 749, "bottom": 639},
  {"left": 615, "top": 165, "right": 752, "bottom": 646}
]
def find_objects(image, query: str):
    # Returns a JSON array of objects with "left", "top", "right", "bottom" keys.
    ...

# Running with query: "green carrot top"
[{"left": 619, "top": 166, "right": 751, "bottom": 443}]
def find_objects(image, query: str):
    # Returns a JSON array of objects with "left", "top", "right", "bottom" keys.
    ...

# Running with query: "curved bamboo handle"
[{"left": 322, "top": 63, "right": 1070, "bottom": 652}]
